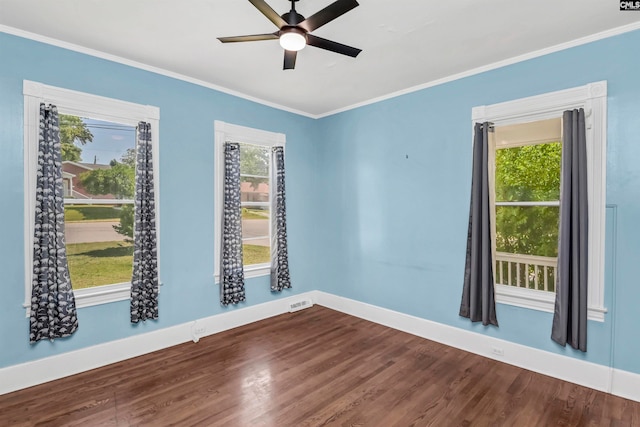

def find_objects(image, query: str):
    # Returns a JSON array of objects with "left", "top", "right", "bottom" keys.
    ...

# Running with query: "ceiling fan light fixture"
[{"left": 279, "top": 28, "right": 306, "bottom": 51}]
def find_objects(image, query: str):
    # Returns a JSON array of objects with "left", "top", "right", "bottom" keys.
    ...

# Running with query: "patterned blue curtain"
[
  {"left": 130, "top": 122, "right": 159, "bottom": 323},
  {"left": 270, "top": 146, "right": 291, "bottom": 292},
  {"left": 30, "top": 104, "right": 79, "bottom": 343},
  {"left": 220, "top": 142, "right": 246, "bottom": 305}
]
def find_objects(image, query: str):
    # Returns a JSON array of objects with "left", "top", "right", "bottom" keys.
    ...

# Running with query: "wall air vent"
[{"left": 289, "top": 298, "right": 313, "bottom": 313}]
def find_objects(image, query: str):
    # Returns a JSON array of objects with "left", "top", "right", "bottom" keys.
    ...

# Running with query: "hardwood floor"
[{"left": 1, "top": 306, "right": 639, "bottom": 426}]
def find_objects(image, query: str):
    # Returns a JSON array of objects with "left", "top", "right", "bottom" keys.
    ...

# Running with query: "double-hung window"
[
  {"left": 214, "top": 121, "right": 286, "bottom": 281},
  {"left": 23, "top": 81, "right": 160, "bottom": 313},
  {"left": 473, "top": 81, "right": 608, "bottom": 321}
]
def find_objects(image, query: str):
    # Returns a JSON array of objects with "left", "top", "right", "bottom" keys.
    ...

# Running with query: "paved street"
[
  {"left": 65, "top": 219, "right": 271, "bottom": 246},
  {"left": 242, "top": 219, "right": 269, "bottom": 246},
  {"left": 65, "top": 221, "right": 124, "bottom": 244}
]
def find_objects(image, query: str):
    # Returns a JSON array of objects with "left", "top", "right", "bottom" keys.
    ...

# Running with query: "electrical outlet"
[
  {"left": 191, "top": 321, "right": 207, "bottom": 343},
  {"left": 491, "top": 346, "right": 504, "bottom": 356}
]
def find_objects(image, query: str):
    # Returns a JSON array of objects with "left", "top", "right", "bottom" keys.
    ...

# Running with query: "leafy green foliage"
[
  {"left": 240, "top": 144, "right": 269, "bottom": 189},
  {"left": 495, "top": 143, "right": 561, "bottom": 202},
  {"left": 60, "top": 115, "right": 93, "bottom": 161},
  {"left": 495, "top": 142, "right": 561, "bottom": 257},
  {"left": 114, "top": 205, "right": 135, "bottom": 241},
  {"left": 120, "top": 148, "right": 137, "bottom": 167},
  {"left": 80, "top": 162, "right": 135, "bottom": 199},
  {"left": 79, "top": 151, "right": 137, "bottom": 239}
]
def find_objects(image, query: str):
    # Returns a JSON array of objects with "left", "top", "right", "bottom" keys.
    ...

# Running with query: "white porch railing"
[{"left": 495, "top": 252, "right": 557, "bottom": 292}]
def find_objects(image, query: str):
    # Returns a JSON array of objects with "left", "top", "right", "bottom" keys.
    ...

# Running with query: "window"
[
  {"left": 472, "top": 81, "right": 607, "bottom": 321},
  {"left": 493, "top": 119, "right": 561, "bottom": 293},
  {"left": 214, "top": 121, "right": 285, "bottom": 281},
  {"left": 23, "top": 81, "right": 160, "bottom": 313},
  {"left": 61, "top": 117, "right": 137, "bottom": 291}
]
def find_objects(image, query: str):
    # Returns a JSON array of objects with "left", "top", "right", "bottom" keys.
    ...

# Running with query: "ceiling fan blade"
[
  {"left": 218, "top": 33, "right": 279, "bottom": 43},
  {"left": 249, "top": 0, "right": 287, "bottom": 29},
  {"left": 306, "top": 34, "right": 361, "bottom": 57},
  {"left": 298, "top": 0, "right": 359, "bottom": 33},
  {"left": 283, "top": 50, "right": 297, "bottom": 70}
]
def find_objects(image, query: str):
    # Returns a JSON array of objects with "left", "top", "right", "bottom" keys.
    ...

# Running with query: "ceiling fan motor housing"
[{"left": 282, "top": 11, "right": 305, "bottom": 26}]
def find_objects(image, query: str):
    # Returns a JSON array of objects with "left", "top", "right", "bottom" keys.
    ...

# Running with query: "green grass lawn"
[
  {"left": 242, "top": 208, "right": 269, "bottom": 220},
  {"left": 67, "top": 241, "right": 134, "bottom": 289},
  {"left": 67, "top": 241, "right": 268, "bottom": 290},
  {"left": 65, "top": 205, "right": 120, "bottom": 222},
  {"left": 243, "top": 244, "right": 271, "bottom": 265}
]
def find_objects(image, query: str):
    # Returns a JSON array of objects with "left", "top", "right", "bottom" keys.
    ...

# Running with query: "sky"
[{"left": 77, "top": 118, "right": 136, "bottom": 165}]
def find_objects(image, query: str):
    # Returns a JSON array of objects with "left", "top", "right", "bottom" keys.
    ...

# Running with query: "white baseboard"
[
  {"left": 2, "top": 290, "right": 639, "bottom": 404},
  {"left": 313, "top": 291, "right": 640, "bottom": 403},
  {"left": 0, "top": 292, "right": 315, "bottom": 396},
  {"left": 611, "top": 368, "right": 640, "bottom": 402}
]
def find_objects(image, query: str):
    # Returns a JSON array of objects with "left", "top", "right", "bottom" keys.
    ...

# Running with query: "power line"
[{"left": 84, "top": 124, "right": 135, "bottom": 132}]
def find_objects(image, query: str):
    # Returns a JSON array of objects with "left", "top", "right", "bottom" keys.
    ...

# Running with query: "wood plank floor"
[{"left": 1, "top": 306, "right": 639, "bottom": 426}]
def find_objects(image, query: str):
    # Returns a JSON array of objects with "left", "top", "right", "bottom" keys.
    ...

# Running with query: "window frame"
[
  {"left": 23, "top": 80, "right": 160, "bottom": 315},
  {"left": 214, "top": 121, "right": 285, "bottom": 283},
  {"left": 472, "top": 81, "right": 607, "bottom": 321}
]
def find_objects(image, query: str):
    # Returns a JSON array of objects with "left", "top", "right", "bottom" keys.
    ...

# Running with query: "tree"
[
  {"left": 494, "top": 142, "right": 562, "bottom": 258},
  {"left": 80, "top": 162, "right": 135, "bottom": 199},
  {"left": 240, "top": 145, "right": 270, "bottom": 189},
  {"left": 113, "top": 205, "right": 135, "bottom": 241},
  {"left": 120, "top": 148, "right": 137, "bottom": 167},
  {"left": 79, "top": 155, "right": 136, "bottom": 240},
  {"left": 59, "top": 115, "right": 93, "bottom": 161}
]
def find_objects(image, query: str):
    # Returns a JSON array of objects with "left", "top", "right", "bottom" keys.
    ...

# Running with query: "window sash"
[
  {"left": 495, "top": 201, "right": 559, "bottom": 207},
  {"left": 240, "top": 173, "right": 269, "bottom": 179},
  {"left": 65, "top": 199, "right": 134, "bottom": 205}
]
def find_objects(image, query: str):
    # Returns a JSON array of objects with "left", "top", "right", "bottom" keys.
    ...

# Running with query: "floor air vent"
[{"left": 289, "top": 299, "right": 313, "bottom": 313}]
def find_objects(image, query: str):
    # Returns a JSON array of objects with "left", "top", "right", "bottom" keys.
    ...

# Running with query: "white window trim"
[
  {"left": 472, "top": 81, "right": 607, "bottom": 322},
  {"left": 23, "top": 80, "right": 160, "bottom": 316},
  {"left": 214, "top": 121, "right": 285, "bottom": 284}
]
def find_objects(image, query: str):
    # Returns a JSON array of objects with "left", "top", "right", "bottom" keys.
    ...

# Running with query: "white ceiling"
[{"left": 1, "top": 0, "right": 639, "bottom": 116}]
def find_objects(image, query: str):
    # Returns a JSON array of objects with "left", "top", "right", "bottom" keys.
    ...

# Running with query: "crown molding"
[
  {"left": 2, "top": 21, "right": 640, "bottom": 119},
  {"left": 0, "top": 24, "right": 315, "bottom": 119}
]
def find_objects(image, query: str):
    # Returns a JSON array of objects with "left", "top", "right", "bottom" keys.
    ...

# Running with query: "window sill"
[
  {"left": 495, "top": 284, "right": 607, "bottom": 322},
  {"left": 24, "top": 282, "right": 131, "bottom": 318},
  {"left": 24, "top": 282, "right": 164, "bottom": 317}
]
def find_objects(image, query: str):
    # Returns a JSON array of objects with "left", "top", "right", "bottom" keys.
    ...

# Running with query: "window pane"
[
  {"left": 61, "top": 115, "right": 137, "bottom": 289},
  {"left": 242, "top": 207, "right": 270, "bottom": 266},
  {"left": 239, "top": 144, "right": 269, "bottom": 176},
  {"left": 495, "top": 206, "right": 559, "bottom": 257},
  {"left": 61, "top": 115, "right": 136, "bottom": 200},
  {"left": 65, "top": 204, "right": 134, "bottom": 289},
  {"left": 239, "top": 143, "right": 271, "bottom": 267},
  {"left": 495, "top": 259, "right": 556, "bottom": 292},
  {"left": 243, "top": 244, "right": 271, "bottom": 266},
  {"left": 241, "top": 176, "right": 269, "bottom": 203},
  {"left": 495, "top": 142, "right": 561, "bottom": 202}
]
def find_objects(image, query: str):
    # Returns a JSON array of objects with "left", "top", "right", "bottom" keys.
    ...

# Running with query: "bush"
[{"left": 113, "top": 205, "right": 134, "bottom": 242}]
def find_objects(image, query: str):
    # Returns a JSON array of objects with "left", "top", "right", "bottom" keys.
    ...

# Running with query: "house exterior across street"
[{"left": 61, "top": 161, "right": 114, "bottom": 199}]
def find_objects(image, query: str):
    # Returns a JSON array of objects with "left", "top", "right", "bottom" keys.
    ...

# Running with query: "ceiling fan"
[{"left": 218, "top": 0, "right": 362, "bottom": 70}]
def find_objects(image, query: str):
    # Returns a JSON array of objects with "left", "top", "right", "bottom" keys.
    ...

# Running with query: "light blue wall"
[
  {"left": 2, "top": 28, "right": 640, "bottom": 377},
  {"left": 315, "top": 29, "right": 640, "bottom": 375},
  {"left": 0, "top": 32, "right": 321, "bottom": 369}
]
